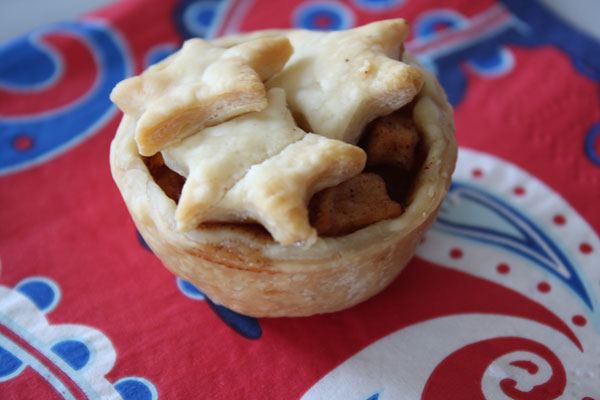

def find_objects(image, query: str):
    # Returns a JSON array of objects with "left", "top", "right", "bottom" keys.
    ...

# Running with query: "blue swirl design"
[
  {"left": 435, "top": 182, "right": 593, "bottom": 310},
  {"left": 0, "top": 38, "right": 60, "bottom": 91},
  {"left": 174, "top": 0, "right": 225, "bottom": 39},
  {"left": 293, "top": 1, "right": 355, "bottom": 31},
  {"left": 0, "top": 20, "right": 130, "bottom": 175}
]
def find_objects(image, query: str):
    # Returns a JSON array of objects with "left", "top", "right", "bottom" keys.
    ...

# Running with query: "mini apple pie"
[{"left": 110, "top": 19, "right": 457, "bottom": 317}]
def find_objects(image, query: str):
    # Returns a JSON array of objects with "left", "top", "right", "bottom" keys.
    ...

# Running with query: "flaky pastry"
[
  {"left": 110, "top": 20, "right": 457, "bottom": 317},
  {"left": 162, "top": 88, "right": 366, "bottom": 245},
  {"left": 111, "top": 36, "right": 292, "bottom": 156}
]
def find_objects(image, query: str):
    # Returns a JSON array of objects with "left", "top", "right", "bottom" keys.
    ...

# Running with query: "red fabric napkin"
[{"left": 1, "top": 0, "right": 599, "bottom": 398}]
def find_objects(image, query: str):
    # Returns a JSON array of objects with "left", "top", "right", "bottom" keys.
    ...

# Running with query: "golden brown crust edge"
[{"left": 109, "top": 52, "right": 457, "bottom": 318}]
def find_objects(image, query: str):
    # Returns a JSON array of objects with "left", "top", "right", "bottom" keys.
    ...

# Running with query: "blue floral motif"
[
  {"left": 0, "top": 277, "right": 157, "bottom": 397},
  {"left": 15, "top": 277, "right": 60, "bottom": 313},
  {"left": 51, "top": 340, "right": 91, "bottom": 370},
  {"left": 115, "top": 377, "right": 158, "bottom": 400},
  {"left": 0, "top": 346, "right": 23, "bottom": 381}
]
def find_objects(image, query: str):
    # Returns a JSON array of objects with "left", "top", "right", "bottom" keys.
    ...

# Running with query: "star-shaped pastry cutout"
[
  {"left": 162, "top": 88, "right": 366, "bottom": 246},
  {"left": 219, "top": 132, "right": 366, "bottom": 246},
  {"left": 111, "top": 36, "right": 293, "bottom": 156},
  {"left": 267, "top": 19, "right": 424, "bottom": 144}
]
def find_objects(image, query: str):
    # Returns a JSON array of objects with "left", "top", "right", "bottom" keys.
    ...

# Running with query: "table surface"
[{"left": 1, "top": 0, "right": 599, "bottom": 399}]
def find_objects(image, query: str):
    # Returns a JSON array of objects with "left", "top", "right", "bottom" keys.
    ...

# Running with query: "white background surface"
[{"left": 1, "top": 0, "right": 599, "bottom": 43}]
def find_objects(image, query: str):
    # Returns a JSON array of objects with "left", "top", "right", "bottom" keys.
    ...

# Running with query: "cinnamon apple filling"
[
  {"left": 143, "top": 108, "right": 424, "bottom": 237},
  {"left": 311, "top": 109, "right": 424, "bottom": 236},
  {"left": 143, "top": 153, "right": 186, "bottom": 203}
]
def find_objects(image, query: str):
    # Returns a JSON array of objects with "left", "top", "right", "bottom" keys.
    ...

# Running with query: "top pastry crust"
[
  {"left": 110, "top": 36, "right": 293, "bottom": 156},
  {"left": 111, "top": 19, "right": 448, "bottom": 248},
  {"left": 216, "top": 19, "right": 424, "bottom": 144}
]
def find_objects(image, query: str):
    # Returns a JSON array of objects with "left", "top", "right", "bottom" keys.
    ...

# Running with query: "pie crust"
[{"left": 109, "top": 20, "right": 457, "bottom": 317}]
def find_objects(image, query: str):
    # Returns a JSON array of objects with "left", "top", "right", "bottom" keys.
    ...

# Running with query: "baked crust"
[
  {"left": 161, "top": 88, "right": 366, "bottom": 245},
  {"left": 214, "top": 20, "right": 423, "bottom": 144},
  {"left": 110, "top": 36, "right": 293, "bottom": 156},
  {"left": 109, "top": 21, "right": 457, "bottom": 317}
]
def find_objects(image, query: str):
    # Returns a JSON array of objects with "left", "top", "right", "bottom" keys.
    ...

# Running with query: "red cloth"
[{"left": 1, "top": 0, "right": 599, "bottom": 399}]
